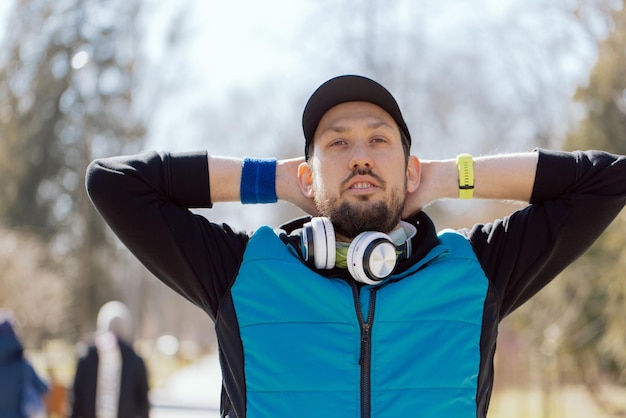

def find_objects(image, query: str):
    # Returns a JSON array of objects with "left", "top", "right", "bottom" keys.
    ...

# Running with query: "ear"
[
  {"left": 406, "top": 155, "right": 421, "bottom": 193},
  {"left": 297, "top": 161, "right": 315, "bottom": 198}
]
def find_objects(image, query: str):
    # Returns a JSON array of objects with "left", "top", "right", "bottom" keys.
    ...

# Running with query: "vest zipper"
[{"left": 353, "top": 286, "right": 377, "bottom": 418}]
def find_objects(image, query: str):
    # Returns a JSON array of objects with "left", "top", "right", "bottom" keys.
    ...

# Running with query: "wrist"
[
  {"left": 240, "top": 157, "right": 277, "bottom": 204},
  {"left": 275, "top": 158, "right": 302, "bottom": 201}
]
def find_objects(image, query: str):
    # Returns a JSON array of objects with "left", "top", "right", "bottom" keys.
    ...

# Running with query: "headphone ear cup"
[
  {"left": 347, "top": 232, "right": 397, "bottom": 284},
  {"left": 303, "top": 217, "right": 336, "bottom": 270}
]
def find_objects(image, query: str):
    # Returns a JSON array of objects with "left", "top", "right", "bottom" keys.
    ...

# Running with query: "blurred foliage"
[
  {"left": 0, "top": 229, "right": 69, "bottom": 347},
  {"left": 568, "top": 4, "right": 626, "bottom": 155},
  {"left": 562, "top": 2, "right": 626, "bottom": 407},
  {"left": 0, "top": 0, "right": 146, "bottom": 340},
  {"left": 509, "top": 4, "right": 626, "bottom": 415},
  {"left": 0, "top": 0, "right": 146, "bottom": 236}
]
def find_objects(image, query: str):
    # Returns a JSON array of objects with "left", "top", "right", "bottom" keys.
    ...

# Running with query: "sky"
[
  {"left": 137, "top": 0, "right": 318, "bottom": 155},
  {"left": 141, "top": 0, "right": 522, "bottom": 103},
  {"left": 0, "top": 1, "right": 11, "bottom": 35},
  {"left": 143, "top": 0, "right": 313, "bottom": 100}
]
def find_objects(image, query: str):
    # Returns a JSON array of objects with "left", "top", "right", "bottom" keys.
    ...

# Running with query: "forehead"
[{"left": 314, "top": 101, "right": 398, "bottom": 137}]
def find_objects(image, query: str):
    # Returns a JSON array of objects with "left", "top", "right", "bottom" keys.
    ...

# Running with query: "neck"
[{"left": 336, "top": 221, "right": 415, "bottom": 244}]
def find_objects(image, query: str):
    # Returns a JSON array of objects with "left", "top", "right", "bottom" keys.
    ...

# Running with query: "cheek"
[
  {"left": 310, "top": 169, "right": 338, "bottom": 200},
  {"left": 311, "top": 173, "right": 326, "bottom": 196}
]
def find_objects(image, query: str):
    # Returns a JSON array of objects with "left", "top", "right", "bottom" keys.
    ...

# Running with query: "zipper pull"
[
  {"left": 359, "top": 323, "right": 371, "bottom": 366},
  {"left": 362, "top": 323, "right": 371, "bottom": 343}
]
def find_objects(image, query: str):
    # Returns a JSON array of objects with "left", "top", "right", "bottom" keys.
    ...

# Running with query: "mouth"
[
  {"left": 344, "top": 176, "right": 383, "bottom": 196},
  {"left": 341, "top": 168, "right": 386, "bottom": 196},
  {"left": 350, "top": 181, "right": 376, "bottom": 190}
]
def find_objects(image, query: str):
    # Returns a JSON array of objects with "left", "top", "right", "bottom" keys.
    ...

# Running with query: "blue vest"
[{"left": 231, "top": 226, "right": 489, "bottom": 417}]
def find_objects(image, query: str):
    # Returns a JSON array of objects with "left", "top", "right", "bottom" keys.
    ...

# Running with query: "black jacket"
[{"left": 70, "top": 338, "right": 150, "bottom": 418}]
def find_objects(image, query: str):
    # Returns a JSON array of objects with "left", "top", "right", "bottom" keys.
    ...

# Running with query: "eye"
[
  {"left": 371, "top": 136, "right": 387, "bottom": 144},
  {"left": 329, "top": 138, "right": 348, "bottom": 147}
]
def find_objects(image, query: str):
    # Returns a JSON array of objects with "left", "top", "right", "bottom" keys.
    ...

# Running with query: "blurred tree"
[
  {"left": 559, "top": 3, "right": 626, "bottom": 414},
  {"left": 507, "top": 3, "right": 626, "bottom": 416},
  {"left": 0, "top": 0, "right": 146, "bottom": 340},
  {"left": 0, "top": 228, "right": 69, "bottom": 347},
  {"left": 568, "top": 5, "right": 626, "bottom": 154}
]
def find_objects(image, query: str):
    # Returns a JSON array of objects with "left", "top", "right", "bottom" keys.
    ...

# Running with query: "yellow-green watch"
[{"left": 456, "top": 154, "right": 474, "bottom": 199}]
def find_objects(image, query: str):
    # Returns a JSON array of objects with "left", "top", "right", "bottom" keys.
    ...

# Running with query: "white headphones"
[{"left": 301, "top": 217, "right": 415, "bottom": 285}]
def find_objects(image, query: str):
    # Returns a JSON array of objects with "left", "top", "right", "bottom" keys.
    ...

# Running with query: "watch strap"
[{"left": 456, "top": 154, "right": 474, "bottom": 199}]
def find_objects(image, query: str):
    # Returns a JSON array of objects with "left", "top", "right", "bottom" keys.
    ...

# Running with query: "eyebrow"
[{"left": 320, "top": 120, "right": 395, "bottom": 136}]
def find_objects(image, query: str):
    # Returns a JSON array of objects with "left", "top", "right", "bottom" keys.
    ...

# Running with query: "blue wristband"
[{"left": 240, "top": 157, "right": 277, "bottom": 204}]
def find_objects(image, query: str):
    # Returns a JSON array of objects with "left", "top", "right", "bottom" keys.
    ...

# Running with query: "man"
[
  {"left": 86, "top": 75, "right": 626, "bottom": 417},
  {"left": 70, "top": 301, "right": 150, "bottom": 418}
]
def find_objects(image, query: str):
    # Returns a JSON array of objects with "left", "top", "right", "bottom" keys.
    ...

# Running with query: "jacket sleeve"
[
  {"left": 85, "top": 150, "right": 248, "bottom": 320},
  {"left": 468, "top": 149, "right": 626, "bottom": 318}
]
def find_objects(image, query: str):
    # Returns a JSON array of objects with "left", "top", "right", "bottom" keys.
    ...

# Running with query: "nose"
[{"left": 349, "top": 141, "right": 373, "bottom": 170}]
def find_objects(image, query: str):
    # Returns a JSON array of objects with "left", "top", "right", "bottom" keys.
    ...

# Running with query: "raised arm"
[
  {"left": 403, "top": 152, "right": 539, "bottom": 217},
  {"left": 87, "top": 151, "right": 314, "bottom": 320},
  {"left": 86, "top": 151, "right": 250, "bottom": 319},
  {"left": 467, "top": 149, "right": 626, "bottom": 316}
]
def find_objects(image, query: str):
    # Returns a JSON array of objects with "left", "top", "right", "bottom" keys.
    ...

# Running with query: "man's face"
[{"left": 299, "top": 101, "right": 417, "bottom": 239}]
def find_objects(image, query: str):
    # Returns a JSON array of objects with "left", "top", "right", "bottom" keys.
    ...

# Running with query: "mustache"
[{"left": 341, "top": 167, "right": 386, "bottom": 190}]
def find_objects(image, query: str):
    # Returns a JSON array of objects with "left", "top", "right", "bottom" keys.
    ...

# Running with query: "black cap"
[{"left": 302, "top": 75, "right": 411, "bottom": 160}]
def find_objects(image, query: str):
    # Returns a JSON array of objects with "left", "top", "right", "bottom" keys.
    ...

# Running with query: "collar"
[{"left": 279, "top": 211, "right": 440, "bottom": 276}]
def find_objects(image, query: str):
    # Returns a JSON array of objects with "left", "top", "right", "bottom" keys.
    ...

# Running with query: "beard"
[{"left": 316, "top": 188, "right": 406, "bottom": 239}]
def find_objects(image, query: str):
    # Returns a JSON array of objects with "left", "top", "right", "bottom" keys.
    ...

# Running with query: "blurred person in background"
[
  {"left": 0, "top": 310, "right": 49, "bottom": 418},
  {"left": 69, "top": 301, "right": 149, "bottom": 418}
]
